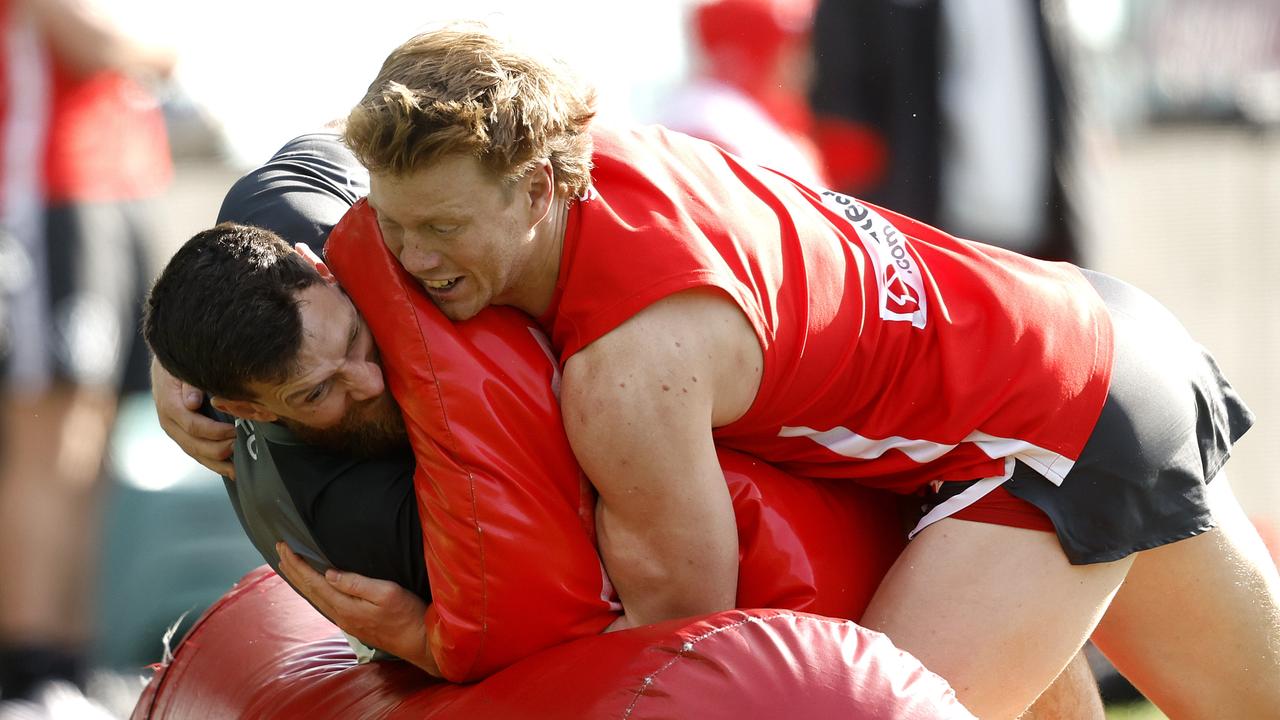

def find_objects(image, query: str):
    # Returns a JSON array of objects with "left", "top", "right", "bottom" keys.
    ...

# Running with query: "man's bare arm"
[{"left": 561, "top": 290, "right": 762, "bottom": 630}]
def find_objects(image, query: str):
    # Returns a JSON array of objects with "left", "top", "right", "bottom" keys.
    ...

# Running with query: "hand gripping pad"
[{"left": 325, "top": 200, "right": 904, "bottom": 681}]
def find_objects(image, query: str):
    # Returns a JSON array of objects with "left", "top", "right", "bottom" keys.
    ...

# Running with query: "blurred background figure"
[
  {"left": 809, "top": 0, "right": 1083, "bottom": 262},
  {"left": 0, "top": 0, "right": 173, "bottom": 703},
  {"left": 660, "top": 0, "right": 827, "bottom": 185}
]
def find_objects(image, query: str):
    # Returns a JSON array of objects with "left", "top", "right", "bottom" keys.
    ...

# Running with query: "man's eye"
[
  {"left": 306, "top": 382, "right": 329, "bottom": 403},
  {"left": 432, "top": 224, "right": 459, "bottom": 235}
]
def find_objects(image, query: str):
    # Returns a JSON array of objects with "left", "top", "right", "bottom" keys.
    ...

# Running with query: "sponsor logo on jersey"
[
  {"left": 883, "top": 267, "right": 921, "bottom": 316},
  {"left": 820, "top": 190, "right": 927, "bottom": 328},
  {"left": 236, "top": 418, "right": 259, "bottom": 461}
]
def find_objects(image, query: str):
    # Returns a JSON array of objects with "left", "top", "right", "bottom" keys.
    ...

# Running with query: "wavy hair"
[{"left": 345, "top": 25, "right": 596, "bottom": 196}]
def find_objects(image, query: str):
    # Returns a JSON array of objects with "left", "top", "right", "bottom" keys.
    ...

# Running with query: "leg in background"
[
  {"left": 1091, "top": 474, "right": 1280, "bottom": 719},
  {"left": 0, "top": 385, "right": 116, "bottom": 699}
]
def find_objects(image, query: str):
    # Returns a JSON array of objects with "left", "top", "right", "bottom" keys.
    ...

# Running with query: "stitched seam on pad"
[
  {"left": 387, "top": 207, "right": 488, "bottom": 678},
  {"left": 620, "top": 614, "right": 843, "bottom": 718},
  {"left": 414, "top": 315, "right": 490, "bottom": 676}
]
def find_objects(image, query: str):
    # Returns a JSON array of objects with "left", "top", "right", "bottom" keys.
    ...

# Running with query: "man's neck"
[{"left": 519, "top": 192, "right": 571, "bottom": 318}]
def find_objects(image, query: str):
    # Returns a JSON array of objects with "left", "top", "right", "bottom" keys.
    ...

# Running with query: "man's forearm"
[{"left": 596, "top": 501, "right": 738, "bottom": 629}]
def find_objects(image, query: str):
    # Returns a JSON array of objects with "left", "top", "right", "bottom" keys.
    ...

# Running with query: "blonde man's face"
[{"left": 368, "top": 155, "right": 540, "bottom": 322}]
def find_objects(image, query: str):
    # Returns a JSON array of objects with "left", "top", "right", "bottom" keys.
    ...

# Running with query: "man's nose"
[
  {"left": 347, "top": 360, "right": 386, "bottom": 402},
  {"left": 398, "top": 236, "right": 443, "bottom": 274}
]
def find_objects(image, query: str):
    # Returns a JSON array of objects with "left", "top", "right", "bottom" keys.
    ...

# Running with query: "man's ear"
[
  {"left": 294, "top": 242, "right": 337, "bottom": 284},
  {"left": 524, "top": 159, "right": 555, "bottom": 227},
  {"left": 210, "top": 396, "right": 279, "bottom": 422}
]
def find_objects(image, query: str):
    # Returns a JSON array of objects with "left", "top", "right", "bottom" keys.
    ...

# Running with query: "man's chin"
[
  {"left": 433, "top": 300, "right": 476, "bottom": 323},
  {"left": 282, "top": 411, "right": 408, "bottom": 458},
  {"left": 427, "top": 290, "right": 485, "bottom": 322}
]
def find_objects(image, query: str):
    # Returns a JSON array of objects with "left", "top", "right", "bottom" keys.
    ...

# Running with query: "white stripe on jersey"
[
  {"left": 965, "top": 430, "right": 1076, "bottom": 485},
  {"left": 3, "top": 12, "right": 51, "bottom": 392},
  {"left": 778, "top": 425, "right": 957, "bottom": 464},
  {"left": 777, "top": 426, "right": 1076, "bottom": 485}
]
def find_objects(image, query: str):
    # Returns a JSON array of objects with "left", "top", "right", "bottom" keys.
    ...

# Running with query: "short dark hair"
[{"left": 143, "top": 223, "right": 322, "bottom": 400}]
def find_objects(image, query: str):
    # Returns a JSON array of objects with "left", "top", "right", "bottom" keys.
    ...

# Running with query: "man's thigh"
[{"left": 859, "top": 518, "right": 1131, "bottom": 719}]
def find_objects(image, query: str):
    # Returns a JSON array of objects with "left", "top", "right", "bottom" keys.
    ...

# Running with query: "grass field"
[{"left": 1105, "top": 701, "right": 1169, "bottom": 720}]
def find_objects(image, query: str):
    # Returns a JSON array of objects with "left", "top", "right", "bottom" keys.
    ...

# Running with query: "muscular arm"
[{"left": 561, "top": 290, "right": 762, "bottom": 630}]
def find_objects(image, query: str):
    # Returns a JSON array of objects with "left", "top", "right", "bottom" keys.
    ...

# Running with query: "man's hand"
[
  {"left": 276, "top": 542, "right": 441, "bottom": 678},
  {"left": 150, "top": 357, "right": 236, "bottom": 478}
]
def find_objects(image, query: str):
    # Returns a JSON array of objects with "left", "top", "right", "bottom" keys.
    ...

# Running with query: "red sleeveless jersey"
[
  {"left": 0, "top": 0, "right": 170, "bottom": 205},
  {"left": 541, "top": 126, "right": 1113, "bottom": 493},
  {"left": 42, "top": 63, "right": 171, "bottom": 202}
]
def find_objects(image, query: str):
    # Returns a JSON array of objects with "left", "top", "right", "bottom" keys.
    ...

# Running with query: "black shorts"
[
  {"left": 1, "top": 201, "right": 153, "bottom": 391},
  {"left": 999, "top": 269, "right": 1254, "bottom": 564}
]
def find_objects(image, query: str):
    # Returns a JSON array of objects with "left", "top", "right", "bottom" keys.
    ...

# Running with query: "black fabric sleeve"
[
  {"left": 216, "top": 132, "right": 370, "bottom": 253},
  {"left": 268, "top": 442, "right": 430, "bottom": 602}
]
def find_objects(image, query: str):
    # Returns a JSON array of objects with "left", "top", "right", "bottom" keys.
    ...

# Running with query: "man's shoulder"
[
  {"left": 216, "top": 130, "right": 368, "bottom": 250},
  {"left": 562, "top": 290, "right": 760, "bottom": 420}
]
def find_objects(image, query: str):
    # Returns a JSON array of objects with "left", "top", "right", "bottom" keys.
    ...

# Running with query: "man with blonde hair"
[{"left": 162, "top": 26, "right": 1280, "bottom": 718}]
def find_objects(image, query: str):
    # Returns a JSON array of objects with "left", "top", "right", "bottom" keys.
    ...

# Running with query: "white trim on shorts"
[{"left": 908, "top": 457, "right": 1016, "bottom": 539}]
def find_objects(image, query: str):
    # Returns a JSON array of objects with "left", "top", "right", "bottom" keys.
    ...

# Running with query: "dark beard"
[{"left": 283, "top": 392, "right": 409, "bottom": 458}]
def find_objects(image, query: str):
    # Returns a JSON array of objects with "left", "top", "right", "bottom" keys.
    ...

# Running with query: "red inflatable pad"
[
  {"left": 133, "top": 567, "right": 975, "bottom": 719},
  {"left": 325, "top": 200, "right": 904, "bottom": 681}
]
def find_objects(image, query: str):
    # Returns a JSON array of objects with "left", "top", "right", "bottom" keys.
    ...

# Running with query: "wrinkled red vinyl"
[
  {"left": 133, "top": 568, "right": 974, "bottom": 719},
  {"left": 318, "top": 200, "right": 904, "bottom": 681}
]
